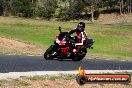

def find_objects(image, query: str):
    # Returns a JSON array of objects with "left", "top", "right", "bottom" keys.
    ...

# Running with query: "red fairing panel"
[{"left": 61, "top": 46, "right": 69, "bottom": 55}]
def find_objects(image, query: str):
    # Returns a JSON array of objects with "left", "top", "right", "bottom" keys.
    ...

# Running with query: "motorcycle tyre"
[{"left": 44, "top": 47, "right": 54, "bottom": 60}]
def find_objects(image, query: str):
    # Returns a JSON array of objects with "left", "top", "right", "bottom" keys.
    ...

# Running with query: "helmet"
[{"left": 77, "top": 22, "right": 85, "bottom": 31}]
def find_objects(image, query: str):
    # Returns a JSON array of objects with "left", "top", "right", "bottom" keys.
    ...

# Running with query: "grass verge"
[{"left": 0, "top": 16, "right": 131, "bottom": 59}]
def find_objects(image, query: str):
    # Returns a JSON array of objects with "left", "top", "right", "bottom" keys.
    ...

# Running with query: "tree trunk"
[
  {"left": 91, "top": 5, "right": 94, "bottom": 22},
  {"left": 121, "top": 0, "right": 124, "bottom": 13},
  {"left": 130, "top": 0, "right": 132, "bottom": 13},
  {"left": 128, "top": 5, "right": 129, "bottom": 13},
  {"left": 127, "top": 0, "right": 129, "bottom": 13},
  {"left": 120, "top": 0, "right": 122, "bottom": 14}
]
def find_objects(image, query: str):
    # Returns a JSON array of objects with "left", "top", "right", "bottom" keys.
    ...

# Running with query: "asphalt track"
[{"left": 0, "top": 54, "right": 132, "bottom": 73}]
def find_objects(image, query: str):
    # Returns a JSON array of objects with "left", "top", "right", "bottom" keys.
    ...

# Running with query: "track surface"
[{"left": 0, "top": 55, "right": 132, "bottom": 73}]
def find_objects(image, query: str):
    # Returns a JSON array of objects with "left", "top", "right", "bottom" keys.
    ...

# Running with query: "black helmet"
[{"left": 77, "top": 22, "right": 85, "bottom": 31}]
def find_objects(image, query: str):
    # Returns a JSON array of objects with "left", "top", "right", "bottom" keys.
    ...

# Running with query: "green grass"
[
  {"left": 13, "top": 79, "right": 30, "bottom": 86},
  {"left": 23, "top": 75, "right": 76, "bottom": 81},
  {"left": 0, "top": 16, "right": 132, "bottom": 59},
  {"left": 0, "top": 80, "right": 9, "bottom": 86},
  {"left": 25, "top": 75, "right": 46, "bottom": 80},
  {"left": 0, "top": 79, "right": 30, "bottom": 87},
  {"left": 88, "top": 24, "right": 132, "bottom": 58}
]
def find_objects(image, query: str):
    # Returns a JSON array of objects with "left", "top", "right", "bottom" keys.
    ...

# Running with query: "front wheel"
[{"left": 44, "top": 46, "right": 55, "bottom": 60}]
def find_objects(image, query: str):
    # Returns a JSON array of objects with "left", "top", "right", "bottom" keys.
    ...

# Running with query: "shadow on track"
[{"left": 0, "top": 55, "right": 132, "bottom": 73}]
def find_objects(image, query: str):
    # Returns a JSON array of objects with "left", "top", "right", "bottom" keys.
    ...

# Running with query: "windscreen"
[{"left": 58, "top": 32, "right": 68, "bottom": 41}]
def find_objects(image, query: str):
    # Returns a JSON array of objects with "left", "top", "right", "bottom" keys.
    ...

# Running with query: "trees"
[
  {"left": 0, "top": 0, "right": 131, "bottom": 20},
  {"left": 118, "top": 0, "right": 132, "bottom": 14},
  {"left": 35, "top": 0, "right": 58, "bottom": 19},
  {"left": 84, "top": 0, "right": 101, "bottom": 22},
  {"left": 58, "top": 0, "right": 86, "bottom": 20},
  {"left": 125, "top": 0, "right": 132, "bottom": 14},
  {"left": 0, "top": 0, "right": 12, "bottom": 16},
  {"left": 0, "top": 0, "right": 4, "bottom": 15},
  {"left": 12, "top": 0, "right": 34, "bottom": 17},
  {"left": 0, "top": 0, "right": 58, "bottom": 19}
]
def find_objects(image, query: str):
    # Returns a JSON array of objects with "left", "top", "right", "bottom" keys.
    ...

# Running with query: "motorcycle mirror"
[{"left": 59, "top": 26, "right": 62, "bottom": 33}]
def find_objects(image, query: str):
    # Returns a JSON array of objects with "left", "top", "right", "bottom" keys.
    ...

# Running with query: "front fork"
[
  {"left": 50, "top": 45, "right": 59, "bottom": 57},
  {"left": 51, "top": 48, "right": 59, "bottom": 56}
]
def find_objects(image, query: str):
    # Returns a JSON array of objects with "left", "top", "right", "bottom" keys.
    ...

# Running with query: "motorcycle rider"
[{"left": 68, "top": 22, "right": 88, "bottom": 48}]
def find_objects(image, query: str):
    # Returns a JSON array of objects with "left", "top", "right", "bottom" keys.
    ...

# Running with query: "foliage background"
[{"left": 0, "top": 0, "right": 131, "bottom": 20}]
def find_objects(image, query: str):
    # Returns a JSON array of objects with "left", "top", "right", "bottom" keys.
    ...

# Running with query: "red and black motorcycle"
[{"left": 44, "top": 27, "right": 94, "bottom": 61}]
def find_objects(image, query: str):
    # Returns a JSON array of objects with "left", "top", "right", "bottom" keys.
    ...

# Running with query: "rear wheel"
[{"left": 72, "top": 49, "right": 87, "bottom": 61}]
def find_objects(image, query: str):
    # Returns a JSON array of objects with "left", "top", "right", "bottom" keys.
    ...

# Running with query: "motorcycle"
[{"left": 44, "top": 27, "right": 94, "bottom": 61}]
